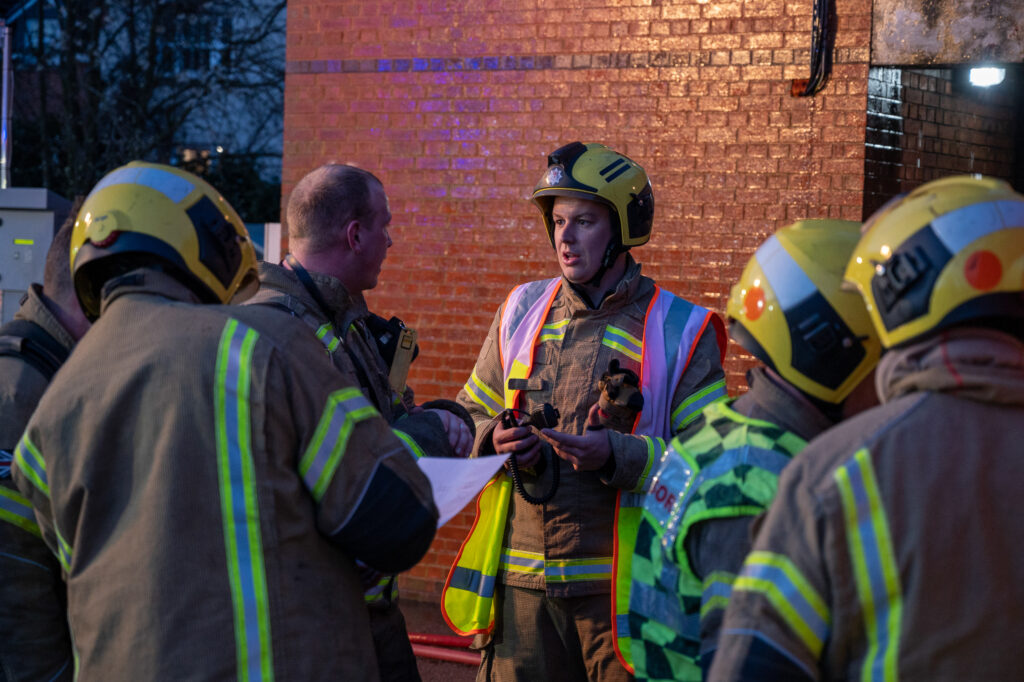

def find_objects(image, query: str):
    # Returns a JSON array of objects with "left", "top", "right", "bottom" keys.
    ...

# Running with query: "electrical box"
[{"left": 0, "top": 188, "right": 71, "bottom": 323}]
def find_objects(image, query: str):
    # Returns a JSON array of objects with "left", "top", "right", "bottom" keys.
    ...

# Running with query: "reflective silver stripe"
[
  {"left": 464, "top": 370, "right": 502, "bottom": 417},
  {"left": 214, "top": 319, "right": 273, "bottom": 680},
  {"left": 449, "top": 565, "right": 496, "bottom": 599},
  {"left": 672, "top": 379, "right": 728, "bottom": 431},
  {"left": 602, "top": 325, "right": 642, "bottom": 361},
  {"left": 90, "top": 165, "right": 194, "bottom": 203},
  {"left": 930, "top": 199, "right": 1024, "bottom": 253},
  {"left": 393, "top": 429, "right": 425, "bottom": 459},
  {"left": 548, "top": 561, "right": 610, "bottom": 577},
  {"left": 545, "top": 560, "right": 613, "bottom": 580},
  {"left": 363, "top": 574, "right": 391, "bottom": 603},
  {"left": 736, "top": 552, "right": 830, "bottom": 658},
  {"left": 500, "top": 551, "right": 544, "bottom": 572},
  {"left": 299, "top": 388, "right": 378, "bottom": 501},
  {"left": 754, "top": 233, "right": 817, "bottom": 311},
  {"left": 703, "top": 575, "right": 734, "bottom": 602},
  {"left": 13, "top": 437, "right": 48, "bottom": 498},
  {"left": 315, "top": 324, "right": 341, "bottom": 353},
  {"left": 835, "top": 449, "right": 901, "bottom": 680},
  {"left": 0, "top": 486, "right": 40, "bottom": 536}
]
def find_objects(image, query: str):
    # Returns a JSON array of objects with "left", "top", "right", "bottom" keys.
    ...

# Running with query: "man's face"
[
  {"left": 360, "top": 183, "right": 392, "bottom": 291},
  {"left": 551, "top": 196, "right": 613, "bottom": 285}
]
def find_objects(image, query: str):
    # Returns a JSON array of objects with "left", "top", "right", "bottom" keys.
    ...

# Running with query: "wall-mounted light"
[{"left": 969, "top": 67, "right": 1006, "bottom": 87}]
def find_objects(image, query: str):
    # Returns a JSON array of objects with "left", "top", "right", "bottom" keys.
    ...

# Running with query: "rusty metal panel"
[{"left": 872, "top": 0, "right": 1024, "bottom": 65}]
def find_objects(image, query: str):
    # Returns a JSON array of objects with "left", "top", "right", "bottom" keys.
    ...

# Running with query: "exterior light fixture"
[{"left": 969, "top": 67, "right": 1006, "bottom": 87}]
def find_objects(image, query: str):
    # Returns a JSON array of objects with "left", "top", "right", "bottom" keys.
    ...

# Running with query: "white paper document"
[{"left": 417, "top": 455, "right": 508, "bottom": 528}]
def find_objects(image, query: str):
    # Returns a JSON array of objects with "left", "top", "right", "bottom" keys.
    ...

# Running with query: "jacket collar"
[
  {"left": 308, "top": 270, "right": 368, "bottom": 331},
  {"left": 876, "top": 328, "right": 1024, "bottom": 407},
  {"left": 560, "top": 254, "right": 650, "bottom": 314},
  {"left": 257, "top": 261, "right": 368, "bottom": 331},
  {"left": 99, "top": 268, "right": 204, "bottom": 315},
  {"left": 732, "top": 367, "right": 837, "bottom": 441},
  {"left": 13, "top": 283, "right": 77, "bottom": 350}
]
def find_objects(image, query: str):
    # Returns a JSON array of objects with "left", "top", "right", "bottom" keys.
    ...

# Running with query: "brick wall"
[
  {"left": 284, "top": 0, "right": 874, "bottom": 601},
  {"left": 864, "top": 66, "right": 1023, "bottom": 216}
]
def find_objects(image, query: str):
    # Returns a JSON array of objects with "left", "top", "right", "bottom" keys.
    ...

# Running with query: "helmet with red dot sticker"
[
  {"left": 845, "top": 175, "right": 1024, "bottom": 348},
  {"left": 727, "top": 219, "right": 881, "bottom": 404}
]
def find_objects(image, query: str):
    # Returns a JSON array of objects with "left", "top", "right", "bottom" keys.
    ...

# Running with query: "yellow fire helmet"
[
  {"left": 70, "top": 161, "right": 259, "bottom": 319},
  {"left": 531, "top": 141, "right": 654, "bottom": 250},
  {"left": 845, "top": 175, "right": 1024, "bottom": 349},
  {"left": 727, "top": 219, "right": 882, "bottom": 405}
]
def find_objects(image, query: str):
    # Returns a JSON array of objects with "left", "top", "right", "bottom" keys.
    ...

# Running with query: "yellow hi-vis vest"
[{"left": 441, "top": 277, "right": 725, "bottom": 672}]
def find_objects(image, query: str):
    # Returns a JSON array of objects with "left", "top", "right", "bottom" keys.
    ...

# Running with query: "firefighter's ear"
[{"left": 344, "top": 219, "right": 362, "bottom": 252}]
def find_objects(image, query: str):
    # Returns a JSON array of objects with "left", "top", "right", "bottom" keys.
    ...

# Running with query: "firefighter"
[
  {"left": 0, "top": 205, "right": 89, "bottom": 681},
  {"left": 442, "top": 142, "right": 728, "bottom": 681},
  {"left": 246, "top": 163, "right": 472, "bottom": 681},
  {"left": 12, "top": 162, "right": 445, "bottom": 680},
  {"left": 628, "top": 220, "right": 882, "bottom": 681},
  {"left": 709, "top": 175, "right": 1024, "bottom": 681}
]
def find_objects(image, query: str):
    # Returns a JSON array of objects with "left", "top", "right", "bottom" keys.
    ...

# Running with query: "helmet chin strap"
[{"left": 584, "top": 239, "right": 625, "bottom": 289}]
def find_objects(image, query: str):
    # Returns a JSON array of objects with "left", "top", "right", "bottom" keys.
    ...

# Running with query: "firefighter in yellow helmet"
[
  {"left": 442, "top": 142, "right": 728, "bottom": 681},
  {"left": 628, "top": 219, "right": 882, "bottom": 681},
  {"left": 12, "top": 162, "right": 449, "bottom": 680},
  {"left": 711, "top": 175, "right": 1024, "bottom": 681}
]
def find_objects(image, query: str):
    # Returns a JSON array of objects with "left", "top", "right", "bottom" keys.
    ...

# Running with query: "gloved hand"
[{"left": 419, "top": 399, "right": 476, "bottom": 458}]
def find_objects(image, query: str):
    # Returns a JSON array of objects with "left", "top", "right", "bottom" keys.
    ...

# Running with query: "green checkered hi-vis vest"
[{"left": 628, "top": 399, "right": 806, "bottom": 681}]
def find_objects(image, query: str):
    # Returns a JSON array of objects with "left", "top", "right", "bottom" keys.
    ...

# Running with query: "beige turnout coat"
[
  {"left": 710, "top": 328, "right": 1024, "bottom": 681},
  {"left": 13, "top": 270, "right": 444, "bottom": 681},
  {"left": 0, "top": 284, "right": 75, "bottom": 681},
  {"left": 457, "top": 258, "right": 727, "bottom": 598}
]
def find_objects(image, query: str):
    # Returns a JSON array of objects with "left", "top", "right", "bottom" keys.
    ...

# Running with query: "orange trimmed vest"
[{"left": 442, "top": 277, "right": 723, "bottom": 671}]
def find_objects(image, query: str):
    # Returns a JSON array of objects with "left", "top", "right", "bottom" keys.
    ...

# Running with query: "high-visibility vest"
[
  {"left": 441, "top": 277, "right": 725, "bottom": 673},
  {"left": 630, "top": 400, "right": 806, "bottom": 680}
]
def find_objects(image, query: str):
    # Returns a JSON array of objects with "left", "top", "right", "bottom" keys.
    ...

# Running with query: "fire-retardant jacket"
[
  {"left": 629, "top": 368, "right": 838, "bottom": 681},
  {"left": 445, "top": 257, "right": 727, "bottom": 669},
  {"left": 709, "top": 328, "right": 1024, "bottom": 681},
  {"left": 13, "top": 269, "right": 444, "bottom": 681},
  {"left": 247, "top": 261, "right": 412, "bottom": 424},
  {"left": 247, "top": 261, "right": 442, "bottom": 615},
  {"left": 0, "top": 284, "right": 74, "bottom": 681}
]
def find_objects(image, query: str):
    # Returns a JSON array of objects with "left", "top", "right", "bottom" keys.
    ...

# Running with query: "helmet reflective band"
[{"left": 71, "top": 162, "right": 258, "bottom": 319}]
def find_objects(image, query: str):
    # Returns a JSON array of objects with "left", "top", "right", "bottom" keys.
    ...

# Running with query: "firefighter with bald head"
[{"left": 245, "top": 162, "right": 473, "bottom": 681}]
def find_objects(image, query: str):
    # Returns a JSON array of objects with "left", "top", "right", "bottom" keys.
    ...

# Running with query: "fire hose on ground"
[{"left": 408, "top": 632, "right": 479, "bottom": 665}]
